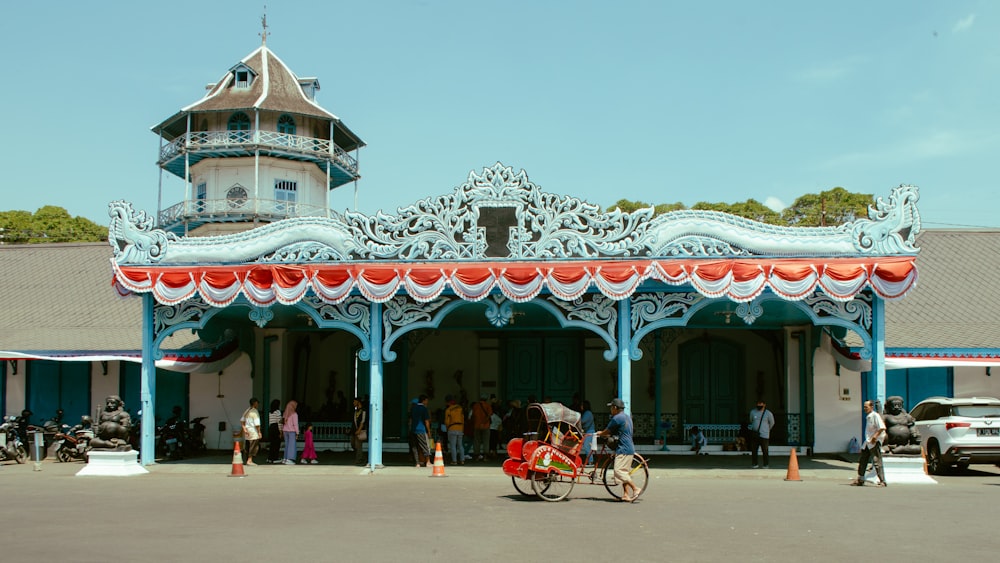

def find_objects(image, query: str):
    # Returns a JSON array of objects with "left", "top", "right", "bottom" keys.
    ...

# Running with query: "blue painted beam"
[
  {"left": 617, "top": 298, "right": 632, "bottom": 412},
  {"left": 368, "top": 301, "right": 384, "bottom": 470},
  {"left": 140, "top": 293, "right": 157, "bottom": 465}
]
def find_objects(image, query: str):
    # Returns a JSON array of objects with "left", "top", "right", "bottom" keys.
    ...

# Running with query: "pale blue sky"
[{"left": 2, "top": 1, "right": 997, "bottom": 228}]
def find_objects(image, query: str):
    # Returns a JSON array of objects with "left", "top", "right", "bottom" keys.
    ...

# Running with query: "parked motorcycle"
[
  {"left": 157, "top": 416, "right": 188, "bottom": 460},
  {"left": 188, "top": 417, "right": 208, "bottom": 453},
  {"left": 0, "top": 415, "right": 27, "bottom": 464},
  {"left": 53, "top": 416, "right": 94, "bottom": 462},
  {"left": 39, "top": 409, "right": 65, "bottom": 450},
  {"left": 128, "top": 410, "right": 142, "bottom": 451}
]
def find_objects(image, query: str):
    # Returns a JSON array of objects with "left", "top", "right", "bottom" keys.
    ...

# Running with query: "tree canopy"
[
  {"left": 607, "top": 187, "right": 873, "bottom": 227},
  {"left": 0, "top": 206, "right": 106, "bottom": 244}
]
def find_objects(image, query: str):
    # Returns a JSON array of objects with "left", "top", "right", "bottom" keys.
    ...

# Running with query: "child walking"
[{"left": 300, "top": 422, "right": 318, "bottom": 464}]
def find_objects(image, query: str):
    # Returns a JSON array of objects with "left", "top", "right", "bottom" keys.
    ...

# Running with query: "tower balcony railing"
[
  {"left": 158, "top": 130, "right": 359, "bottom": 175},
  {"left": 157, "top": 197, "right": 344, "bottom": 231}
]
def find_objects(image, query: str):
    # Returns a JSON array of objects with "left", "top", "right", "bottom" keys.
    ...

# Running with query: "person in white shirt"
[
  {"left": 240, "top": 398, "right": 262, "bottom": 466},
  {"left": 690, "top": 425, "right": 709, "bottom": 455},
  {"left": 852, "top": 400, "right": 887, "bottom": 487}
]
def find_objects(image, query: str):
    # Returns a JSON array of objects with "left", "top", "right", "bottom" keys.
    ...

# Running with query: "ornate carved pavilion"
[{"left": 109, "top": 163, "right": 920, "bottom": 466}]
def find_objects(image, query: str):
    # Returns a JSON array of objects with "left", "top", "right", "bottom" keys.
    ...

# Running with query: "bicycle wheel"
[
  {"left": 512, "top": 476, "right": 536, "bottom": 497},
  {"left": 602, "top": 455, "right": 649, "bottom": 500},
  {"left": 531, "top": 471, "right": 574, "bottom": 502}
]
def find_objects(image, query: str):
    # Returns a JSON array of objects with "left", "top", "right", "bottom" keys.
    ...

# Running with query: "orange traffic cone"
[
  {"left": 229, "top": 440, "right": 246, "bottom": 478},
  {"left": 429, "top": 441, "right": 447, "bottom": 478},
  {"left": 784, "top": 447, "right": 802, "bottom": 481}
]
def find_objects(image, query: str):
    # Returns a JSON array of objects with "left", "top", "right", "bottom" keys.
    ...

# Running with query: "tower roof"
[{"left": 152, "top": 45, "right": 364, "bottom": 150}]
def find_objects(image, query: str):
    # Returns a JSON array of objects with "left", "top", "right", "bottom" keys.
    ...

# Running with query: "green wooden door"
[
  {"left": 27, "top": 360, "right": 91, "bottom": 424},
  {"left": 679, "top": 337, "right": 742, "bottom": 425},
  {"left": 543, "top": 337, "right": 580, "bottom": 405},
  {"left": 506, "top": 338, "right": 542, "bottom": 403},
  {"left": 506, "top": 336, "right": 581, "bottom": 405}
]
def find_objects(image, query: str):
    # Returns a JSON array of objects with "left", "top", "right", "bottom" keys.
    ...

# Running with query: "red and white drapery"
[{"left": 112, "top": 257, "right": 917, "bottom": 307}]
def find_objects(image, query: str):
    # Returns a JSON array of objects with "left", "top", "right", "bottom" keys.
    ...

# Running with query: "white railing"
[
  {"left": 157, "top": 197, "right": 341, "bottom": 228},
  {"left": 158, "top": 130, "right": 358, "bottom": 174},
  {"left": 683, "top": 424, "right": 742, "bottom": 444}
]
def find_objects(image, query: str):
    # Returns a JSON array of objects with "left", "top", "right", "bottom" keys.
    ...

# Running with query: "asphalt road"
[{"left": 3, "top": 453, "right": 998, "bottom": 562}]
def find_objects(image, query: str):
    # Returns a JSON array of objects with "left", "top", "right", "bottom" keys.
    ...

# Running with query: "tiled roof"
[
  {"left": 0, "top": 243, "right": 192, "bottom": 354},
  {"left": 884, "top": 229, "right": 1000, "bottom": 350},
  {"left": 186, "top": 47, "right": 335, "bottom": 120}
]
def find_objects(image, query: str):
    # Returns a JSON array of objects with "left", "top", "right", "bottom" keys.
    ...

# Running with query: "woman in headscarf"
[
  {"left": 281, "top": 400, "right": 299, "bottom": 465},
  {"left": 267, "top": 399, "right": 282, "bottom": 463}
]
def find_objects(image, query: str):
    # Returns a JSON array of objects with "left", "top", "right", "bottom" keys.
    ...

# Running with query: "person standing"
[
  {"left": 470, "top": 395, "right": 492, "bottom": 461},
  {"left": 749, "top": 399, "right": 775, "bottom": 469},
  {"left": 853, "top": 400, "right": 887, "bottom": 487},
  {"left": 240, "top": 398, "right": 262, "bottom": 466},
  {"left": 690, "top": 425, "right": 709, "bottom": 455},
  {"left": 598, "top": 398, "right": 641, "bottom": 502},
  {"left": 300, "top": 422, "right": 318, "bottom": 464},
  {"left": 445, "top": 395, "right": 465, "bottom": 465},
  {"left": 266, "top": 399, "right": 282, "bottom": 463},
  {"left": 281, "top": 400, "right": 299, "bottom": 465},
  {"left": 351, "top": 397, "right": 367, "bottom": 466},
  {"left": 409, "top": 395, "right": 431, "bottom": 467},
  {"left": 489, "top": 407, "right": 503, "bottom": 459},
  {"left": 579, "top": 400, "right": 596, "bottom": 465}
]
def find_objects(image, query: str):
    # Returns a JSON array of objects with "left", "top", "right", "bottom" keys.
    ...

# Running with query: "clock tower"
[{"left": 151, "top": 38, "right": 364, "bottom": 236}]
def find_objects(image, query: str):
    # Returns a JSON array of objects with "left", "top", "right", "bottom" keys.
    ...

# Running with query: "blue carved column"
[
  {"left": 617, "top": 298, "right": 633, "bottom": 412},
  {"left": 871, "top": 294, "right": 887, "bottom": 409},
  {"left": 368, "top": 302, "right": 384, "bottom": 469},
  {"left": 140, "top": 293, "right": 157, "bottom": 465}
]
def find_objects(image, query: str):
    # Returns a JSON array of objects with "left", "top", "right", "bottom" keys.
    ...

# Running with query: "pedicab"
[{"left": 502, "top": 402, "right": 649, "bottom": 502}]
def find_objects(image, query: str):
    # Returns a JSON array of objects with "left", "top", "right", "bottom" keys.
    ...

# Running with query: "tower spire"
[{"left": 260, "top": 6, "right": 269, "bottom": 45}]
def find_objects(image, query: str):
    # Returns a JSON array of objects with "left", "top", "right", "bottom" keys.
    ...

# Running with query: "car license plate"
[{"left": 977, "top": 428, "right": 999, "bottom": 437}]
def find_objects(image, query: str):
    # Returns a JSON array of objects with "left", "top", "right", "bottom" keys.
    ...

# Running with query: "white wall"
[
  {"left": 953, "top": 365, "right": 1000, "bottom": 398},
  {"left": 812, "top": 347, "right": 864, "bottom": 453},
  {"left": 189, "top": 353, "right": 253, "bottom": 451},
  {"left": 4, "top": 360, "right": 26, "bottom": 416},
  {"left": 91, "top": 362, "right": 121, "bottom": 415},
  {"left": 191, "top": 157, "right": 327, "bottom": 207}
]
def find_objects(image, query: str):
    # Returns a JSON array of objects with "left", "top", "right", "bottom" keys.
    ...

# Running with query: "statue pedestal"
[
  {"left": 76, "top": 450, "right": 149, "bottom": 477},
  {"left": 865, "top": 454, "right": 936, "bottom": 485}
]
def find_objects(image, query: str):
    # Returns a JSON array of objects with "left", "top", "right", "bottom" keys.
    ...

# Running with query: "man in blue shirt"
[
  {"left": 410, "top": 395, "right": 431, "bottom": 467},
  {"left": 598, "top": 398, "right": 641, "bottom": 502}
]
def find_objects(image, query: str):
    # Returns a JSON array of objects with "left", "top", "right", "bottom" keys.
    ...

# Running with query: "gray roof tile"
[{"left": 885, "top": 230, "right": 1000, "bottom": 350}]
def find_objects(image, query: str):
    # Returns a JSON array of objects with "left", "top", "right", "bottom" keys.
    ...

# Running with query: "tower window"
[
  {"left": 228, "top": 63, "right": 256, "bottom": 89},
  {"left": 227, "top": 112, "right": 251, "bottom": 131},
  {"left": 195, "top": 183, "right": 207, "bottom": 212},
  {"left": 274, "top": 180, "right": 297, "bottom": 214},
  {"left": 277, "top": 114, "right": 296, "bottom": 135}
]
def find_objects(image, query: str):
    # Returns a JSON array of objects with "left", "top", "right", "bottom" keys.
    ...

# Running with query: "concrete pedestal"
[
  {"left": 76, "top": 450, "right": 149, "bottom": 477},
  {"left": 864, "top": 454, "right": 936, "bottom": 485}
]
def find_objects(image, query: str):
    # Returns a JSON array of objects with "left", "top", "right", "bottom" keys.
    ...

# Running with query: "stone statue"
[
  {"left": 90, "top": 395, "right": 133, "bottom": 451},
  {"left": 882, "top": 396, "right": 921, "bottom": 455}
]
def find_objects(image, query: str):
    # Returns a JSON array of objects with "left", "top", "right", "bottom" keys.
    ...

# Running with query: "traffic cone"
[
  {"left": 429, "top": 441, "right": 447, "bottom": 478},
  {"left": 229, "top": 440, "right": 246, "bottom": 478},
  {"left": 784, "top": 447, "right": 802, "bottom": 481}
]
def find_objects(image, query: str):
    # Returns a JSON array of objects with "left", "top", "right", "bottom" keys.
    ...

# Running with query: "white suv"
[{"left": 909, "top": 396, "right": 1000, "bottom": 475}]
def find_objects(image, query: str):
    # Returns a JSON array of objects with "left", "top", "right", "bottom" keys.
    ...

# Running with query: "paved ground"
[{"left": 3, "top": 451, "right": 998, "bottom": 562}]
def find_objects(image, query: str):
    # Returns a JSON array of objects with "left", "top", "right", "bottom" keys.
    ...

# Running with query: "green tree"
[
  {"left": 607, "top": 188, "right": 873, "bottom": 227},
  {"left": 780, "top": 187, "right": 873, "bottom": 227},
  {"left": 692, "top": 199, "right": 783, "bottom": 225},
  {"left": 0, "top": 206, "right": 106, "bottom": 244},
  {"left": 607, "top": 199, "right": 686, "bottom": 215}
]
